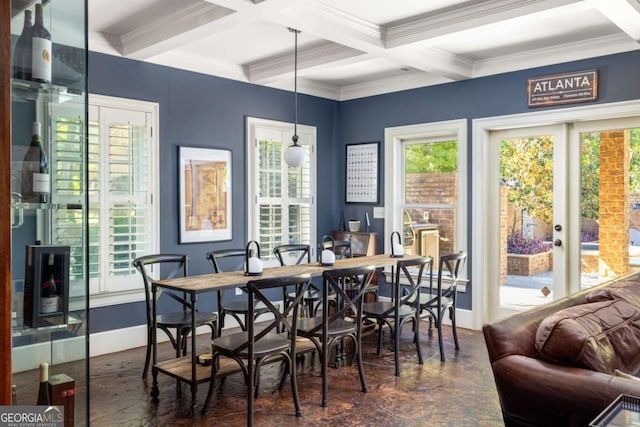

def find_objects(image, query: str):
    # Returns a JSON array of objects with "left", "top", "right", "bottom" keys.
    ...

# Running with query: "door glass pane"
[
  {"left": 499, "top": 135, "right": 554, "bottom": 310},
  {"left": 579, "top": 128, "right": 640, "bottom": 289},
  {"left": 401, "top": 140, "right": 457, "bottom": 260}
]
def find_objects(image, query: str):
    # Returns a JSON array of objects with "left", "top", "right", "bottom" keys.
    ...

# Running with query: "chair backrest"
[
  {"left": 318, "top": 239, "right": 352, "bottom": 260},
  {"left": 132, "top": 254, "right": 189, "bottom": 325},
  {"left": 273, "top": 244, "right": 311, "bottom": 266},
  {"left": 205, "top": 249, "right": 246, "bottom": 273},
  {"left": 437, "top": 251, "right": 467, "bottom": 299},
  {"left": 395, "top": 256, "right": 433, "bottom": 308},
  {"left": 321, "top": 265, "right": 376, "bottom": 327},
  {"left": 242, "top": 274, "right": 312, "bottom": 352}
]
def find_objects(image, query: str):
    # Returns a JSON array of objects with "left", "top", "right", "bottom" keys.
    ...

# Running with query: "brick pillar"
[
  {"left": 500, "top": 184, "right": 508, "bottom": 285},
  {"left": 598, "top": 130, "right": 630, "bottom": 277}
]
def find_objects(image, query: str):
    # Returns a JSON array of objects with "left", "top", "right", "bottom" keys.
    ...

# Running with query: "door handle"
[
  {"left": 554, "top": 239, "right": 562, "bottom": 247},
  {"left": 554, "top": 224, "right": 562, "bottom": 231}
]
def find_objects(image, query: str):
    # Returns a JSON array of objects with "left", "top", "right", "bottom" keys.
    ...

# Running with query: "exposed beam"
[
  {"left": 247, "top": 42, "right": 365, "bottom": 84},
  {"left": 588, "top": 0, "right": 640, "bottom": 42},
  {"left": 121, "top": 3, "right": 236, "bottom": 59},
  {"left": 385, "top": 0, "right": 585, "bottom": 48}
]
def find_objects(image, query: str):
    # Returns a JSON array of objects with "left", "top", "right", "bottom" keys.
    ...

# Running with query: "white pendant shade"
[{"left": 284, "top": 144, "right": 305, "bottom": 167}]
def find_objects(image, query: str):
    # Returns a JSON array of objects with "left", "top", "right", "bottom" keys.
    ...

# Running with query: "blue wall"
[
  {"left": 88, "top": 50, "right": 640, "bottom": 333},
  {"left": 88, "top": 52, "right": 339, "bottom": 332}
]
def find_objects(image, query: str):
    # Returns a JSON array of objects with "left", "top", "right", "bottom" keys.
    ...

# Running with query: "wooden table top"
[{"left": 154, "top": 253, "right": 418, "bottom": 293}]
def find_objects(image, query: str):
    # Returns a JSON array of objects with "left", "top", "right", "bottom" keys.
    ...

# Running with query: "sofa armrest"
[{"left": 491, "top": 355, "right": 640, "bottom": 427}]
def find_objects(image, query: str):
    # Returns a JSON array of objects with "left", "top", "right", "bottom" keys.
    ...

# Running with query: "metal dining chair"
[
  {"left": 132, "top": 254, "right": 217, "bottom": 379},
  {"left": 363, "top": 256, "right": 433, "bottom": 376},
  {"left": 205, "top": 249, "right": 274, "bottom": 337},
  {"left": 419, "top": 251, "right": 467, "bottom": 362},
  {"left": 200, "top": 274, "right": 311, "bottom": 425},
  {"left": 297, "top": 265, "right": 376, "bottom": 407},
  {"left": 273, "top": 244, "right": 319, "bottom": 317}
]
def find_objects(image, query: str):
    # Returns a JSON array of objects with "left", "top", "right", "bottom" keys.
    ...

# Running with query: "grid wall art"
[{"left": 345, "top": 142, "right": 379, "bottom": 203}]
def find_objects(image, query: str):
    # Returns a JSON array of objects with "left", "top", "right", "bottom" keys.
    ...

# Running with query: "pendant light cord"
[{"left": 291, "top": 28, "right": 299, "bottom": 145}]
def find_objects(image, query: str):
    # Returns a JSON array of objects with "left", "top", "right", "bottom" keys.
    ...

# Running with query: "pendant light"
[{"left": 283, "top": 28, "right": 305, "bottom": 168}]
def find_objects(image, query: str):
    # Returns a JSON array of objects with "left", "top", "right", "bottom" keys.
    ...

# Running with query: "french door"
[{"left": 486, "top": 117, "right": 640, "bottom": 321}]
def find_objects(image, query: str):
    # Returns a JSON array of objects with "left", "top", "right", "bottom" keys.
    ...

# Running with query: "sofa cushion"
[
  {"left": 535, "top": 299, "right": 640, "bottom": 375},
  {"left": 586, "top": 276, "right": 640, "bottom": 308}
]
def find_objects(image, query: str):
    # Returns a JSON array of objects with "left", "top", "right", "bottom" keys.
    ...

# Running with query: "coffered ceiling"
[{"left": 87, "top": 0, "right": 640, "bottom": 100}]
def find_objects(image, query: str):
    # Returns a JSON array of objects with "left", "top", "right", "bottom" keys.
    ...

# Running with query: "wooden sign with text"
[{"left": 528, "top": 70, "right": 598, "bottom": 107}]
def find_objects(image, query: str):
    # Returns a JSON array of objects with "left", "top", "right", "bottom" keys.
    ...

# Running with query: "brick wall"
[
  {"left": 404, "top": 173, "right": 457, "bottom": 255},
  {"left": 598, "top": 130, "right": 630, "bottom": 277}
]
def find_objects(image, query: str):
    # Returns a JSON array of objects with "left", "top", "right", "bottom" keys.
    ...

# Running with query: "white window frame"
[
  {"left": 246, "top": 117, "right": 317, "bottom": 266},
  {"left": 384, "top": 119, "right": 468, "bottom": 288},
  {"left": 88, "top": 94, "right": 159, "bottom": 307}
]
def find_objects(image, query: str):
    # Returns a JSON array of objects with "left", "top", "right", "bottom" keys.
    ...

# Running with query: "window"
[
  {"left": 246, "top": 117, "right": 316, "bottom": 265},
  {"left": 384, "top": 120, "right": 467, "bottom": 281},
  {"left": 79, "top": 95, "right": 158, "bottom": 306}
]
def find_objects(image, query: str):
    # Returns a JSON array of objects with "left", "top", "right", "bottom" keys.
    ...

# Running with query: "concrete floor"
[{"left": 13, "top": 323, "right": 504, "bottom": 426}]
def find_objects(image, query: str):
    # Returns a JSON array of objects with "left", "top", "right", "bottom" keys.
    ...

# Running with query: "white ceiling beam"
[
  {"left": 247, "top": 42, "right": 365, "bottom": 83},
  {"left": 274, "top": 1, "right": 473, "bottom": 80},
  {"left": 588, "top": 0, "right": 640, "bottom": 42},
  {"left": 385, "top": 0, "right": 584, "bottom": 48},
  {"left": 121, "top": 3, "right": 236, "bottom": 60}
]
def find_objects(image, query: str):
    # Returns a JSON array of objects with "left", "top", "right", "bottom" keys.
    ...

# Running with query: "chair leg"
[
  {"left": 376, "top": 319, "right": 383, "bottom": 355},
  {"left": 321, "top": 338, "right": 328, "bottom": 407},
  {"left": 437, "top": 314, "right": 445, "bottom": 362},
  {"left": 450, "top": 306, "right": 460, "bottom": 351},
  {"left": 355, "top": 332, "right": 368, "bottom": 393},
  {"left": 414, "top": 317, "right": 423, "bottom": 365},
  {"left": 394, "top": 320, "right": 400, "bottom": 377},
  {"left": 201, "top": 357, "right": 219, "bottom": 416},
  {"left": 218, "top": 312, "right": 225, "bottom": 337},
  {"left": 289, "top": 353, "right": 302, "bottom": 417},
  {"left": 142, "top": 326, "right": 152, "bottom": 379}
]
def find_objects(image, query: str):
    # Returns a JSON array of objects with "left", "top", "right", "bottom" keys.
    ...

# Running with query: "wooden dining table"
[{"left": 150, "top": 253, "right": 418, "bottom": 415}]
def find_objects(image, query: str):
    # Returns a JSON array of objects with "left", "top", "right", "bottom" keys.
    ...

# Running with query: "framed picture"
[
  {"left": 345, "top": 142, "right": 380, "bottom": 203},
  {"left": 179, "top": 147, "right": 232, "bottom": 243}
]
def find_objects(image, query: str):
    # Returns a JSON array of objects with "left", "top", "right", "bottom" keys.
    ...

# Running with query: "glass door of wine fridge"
[{"left": 9, "top": 0, "right": 88, "bottom": 425}]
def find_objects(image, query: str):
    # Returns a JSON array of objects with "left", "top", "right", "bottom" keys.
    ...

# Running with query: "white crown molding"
[
  {"left": 472, "top": 33, "right": 640, "bottom": 77},
  {"left": 266, "top": 77, "right": 341, "bottom": 101},
  {"left": 149, "top": 49, "right": 249, "bottom": 83},
  {"left": 88, "top": 31, "right": 122, "bottom": 56},
  {"left": 339, "top": 72, "right": 452, "bottom": 102}
]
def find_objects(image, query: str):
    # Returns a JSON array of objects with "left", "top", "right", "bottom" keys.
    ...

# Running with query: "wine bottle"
[
  {"left": 31, "top": 3, "right": 51, "bottom": 84},
  {"left": 36, "top": 362, "right": 51, "bottom": 405},
  {"left": 40, "top": 273, "right": 59, "bottom": 314},
  {"left": 21, "top": 121, "right": 50, "bottom": 204},
  {"left": 12, "top": 10, "right": 32, "bottom": 80}
]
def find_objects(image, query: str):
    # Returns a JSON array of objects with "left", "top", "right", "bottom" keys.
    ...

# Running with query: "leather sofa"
[{"left": 483, "top": 274, "right": 640, "bottom": 426}]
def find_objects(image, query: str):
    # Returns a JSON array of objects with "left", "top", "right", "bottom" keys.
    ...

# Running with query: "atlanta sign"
[{"left": 527, "top": 70, "right": 598, "bottom": 107}]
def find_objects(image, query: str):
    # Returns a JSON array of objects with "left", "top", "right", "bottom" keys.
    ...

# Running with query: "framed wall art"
[
  {"left": 179, "top": 146, "right": 232, "bottom": 243},
  {"left": 345, "top": 141, "right": 380, "bottom": 203}
]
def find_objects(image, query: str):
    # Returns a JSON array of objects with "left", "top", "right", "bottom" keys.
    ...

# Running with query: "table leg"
[
  {"left": 151, "top": 283, "right": 159, "bottom": 400},
  {"left": 190, "top": 292, "right": 197, "bottom": 415}
]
